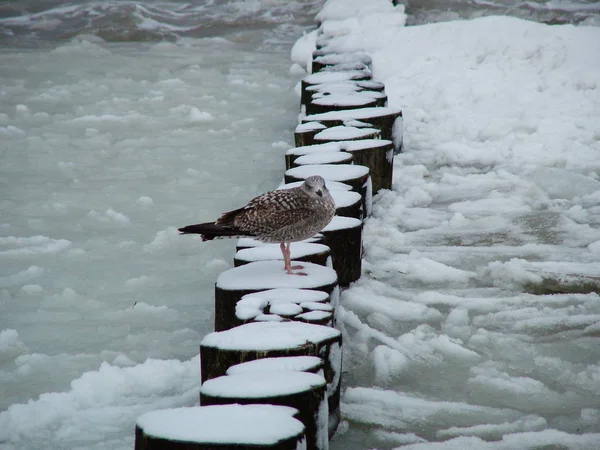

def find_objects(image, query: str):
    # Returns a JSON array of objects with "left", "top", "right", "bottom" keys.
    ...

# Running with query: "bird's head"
[{"left": 301, "top": 175, "right": 329, "bottom": 198}]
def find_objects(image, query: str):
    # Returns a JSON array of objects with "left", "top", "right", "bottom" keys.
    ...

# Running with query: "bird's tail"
[{"left": 178, "top": 222, "right": 250, "bottom": 241}]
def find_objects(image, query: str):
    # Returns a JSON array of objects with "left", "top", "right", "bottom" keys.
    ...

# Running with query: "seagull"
[{"left": 178, "top": 176, "right": 335, "bottom": 275}]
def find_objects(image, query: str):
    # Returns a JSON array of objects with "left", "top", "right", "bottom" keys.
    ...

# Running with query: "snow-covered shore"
[{"left": 292, "top": 1, "right": 600, "bottom": 449}]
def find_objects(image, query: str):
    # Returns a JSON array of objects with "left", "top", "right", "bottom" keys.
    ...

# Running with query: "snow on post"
[
  {"left": 234, "top": 242, "right": 331, "bottom": 269},
  {"left": 285, "top": 142, "right": 342, "bottom": 170},
  {"left": 303, "top": 107, "right": 403, "bottom": 154},
  {"left": 312, "top": 125, "right": 381, "bottom": 144},
  {"left": 200, "top": 321, "right": 343, "bottom": 436},
  {"left": 294, "top": 121, "right": 327, "bottom": 147},
  {"left": 234, "top": 288, "right": 336, "bottom": 328},
  {"left": 226, "top": 356, "right": 324, "bottom": 376},
  {"left": 214, "top": 260, "right": 338, "bottom": 331},
  {"left": 300, "top": 70, "right": 371, "bottom": 106},
  {"left": 321, "top": 216, "right": 363, "bottom": 287},
  {"left": 292, "top": 151, "right": 354, "bottom": 168},
  {"left": 135, "top": 404, "right": 306, "bottom": 450},
  {"left": 305, "top": 80, "right": 386, "bottom": 106},
  {"left": 307, "top": 94, "right": 379, "bottom": 116},
  {"left": 200, "top": 372, "right": 328, "bottom": 450},
  {"left": 311, "top": 51, "right": 372, "bottom": 73},
  {"left": 278, "top": 181, "right": 363, "bottom": 220}
]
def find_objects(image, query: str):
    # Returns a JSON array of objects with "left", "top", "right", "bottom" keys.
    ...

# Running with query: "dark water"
[
  {"left": 401, "top": 0, "right": 600, "bottom": 26},
  {"left": 0, "top": 0, "right": 325, "bottom": 48},
  {"left": 1, "top": 0, "right": 598, "bottom": 49}
]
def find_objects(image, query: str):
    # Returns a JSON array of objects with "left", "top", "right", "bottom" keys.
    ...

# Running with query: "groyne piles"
[{"left": 134, "top": 14, "right": 403, "bottom": 450}]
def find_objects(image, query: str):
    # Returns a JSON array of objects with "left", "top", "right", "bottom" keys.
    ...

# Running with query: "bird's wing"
[
  {"left": 216, "top": 189, "right": 313, "bottom": 236},
  {"left": 235, "top": 206, "right": 316, "bottom": 236}
]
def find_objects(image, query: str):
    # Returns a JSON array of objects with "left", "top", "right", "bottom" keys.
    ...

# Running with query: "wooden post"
[
  {"left": 303, "top": 107, "right": 403, "bottom": 153},
  {"left": 286, "top": 139, "right": 393, "bottom": 194},
  {"left": 311, "top": 52, "right": 372, "bottom": 73},
  {"left": 292, "top": 151, "right": 353, "bottom": 167},
  {"left": 305, "top": 80, "right": 386, "bottom": 101},
  {"left": 286, "top": 142, "right": 342, "bottom": 170},
  {"left": 307, "top": 95, "right": 378, "bottom": 116},
  {"left": 301, "top": 70, "right": 371, "bottom": 106},
  {"left": 295, "top": 121, "right": 327, "bottom": 148},
  {"left": 135, "top": 405, "right": 306, "bottom": 450},
  {"left": 313, "top": 125, "right": 381, "bottom": 144},
  {"left": 321, "top": 216, "right": 363, "bottom": 286},
  {"left": 200, "top": 321, "right": 343, "bottom": 436},
  {"left": 214, "top": 260, "right": 338, "bottom": 332},
  {"left": 200, "top": 372, "right": 328, "bottom": 450},
  {"left": 341, "top": 139, "right": 394, "bottom": 193}
]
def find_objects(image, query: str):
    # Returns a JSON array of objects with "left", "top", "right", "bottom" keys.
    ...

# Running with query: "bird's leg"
[
  {"left": 285, "top": 243, "right": 307, "bottom": 276},
  {"left": 280, "top": 242, "right": 293, "bottom": 274},
  {"left": 287, "top": 243, "right": 305, "bottom": 271}
]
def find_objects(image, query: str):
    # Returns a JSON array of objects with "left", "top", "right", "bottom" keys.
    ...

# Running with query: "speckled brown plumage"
[{"left": 178, "top": 176, "right": 335, "bottom": 274}]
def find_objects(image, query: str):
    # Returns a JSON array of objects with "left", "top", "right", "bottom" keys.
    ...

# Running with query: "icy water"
[{"left": 0, "top": 1, "right": 599, "bottom": 449}]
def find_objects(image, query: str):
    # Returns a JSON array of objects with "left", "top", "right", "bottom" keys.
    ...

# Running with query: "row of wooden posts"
[{"left": 135, "top": 28, "right": 403, "bottom": 450}]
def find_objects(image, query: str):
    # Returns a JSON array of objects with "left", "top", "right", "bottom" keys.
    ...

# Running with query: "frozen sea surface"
[{"left": 0, "top": 1, "right": 324, "bottom": 449}]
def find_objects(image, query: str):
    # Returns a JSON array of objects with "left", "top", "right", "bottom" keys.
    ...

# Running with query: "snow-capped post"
[
  {"left": 312, "top": 125, "right": 381, "bottom": 144},
  {"left": 234, "top": 288, "right": 336, "bottom": 329},
  {"left": 306, "top": 95, "right": 379, "bottom": 115},
  {"left": 311, "top": 52, "right": 372, "bottom": 73},
  {"left": 285, "top": 142, "right": 342, "bottom": 170},
  {"left": 291, "top": 151, "right": 354, "bottom": 167},
  {"left": 234, "top": 242, "right": 331, "bottom": 268},
  {"left": 285, "top": 140, "right": 394, "bottom": 194},
  {"left": 284, "top": 164, "right": 371, "bottom": 218},
  {"left": 226, "top": 355, "right": 325, "bottom": 376},
  {"left": 321, "top": 216, "right": 363, "bottom": 287},
  {"left": 305, "top": 80, "right": 386, "bottom": 108},
  {"left": 300, "top": 70, "right": 371, "bottom": 107},
  {"left": 341, "top": 139, "right": 394, "bottom": 194},
  {"left": 303, "top": 107, "right": 404, "bottom": 154},
  {"left": 200, "top": 321, "right": 343, "bottom": 437},
  {"left": 295, "top": 121, "right": 327, "bottom": 147},
  {"left": 135, "top": 405, "right": 306, "bottom": 450},
  {"left": 213, "top": 260, "right": 338, "bottom": 331},
  {"left": 200, "top": 372, "right": 329, "bottom": 450}
]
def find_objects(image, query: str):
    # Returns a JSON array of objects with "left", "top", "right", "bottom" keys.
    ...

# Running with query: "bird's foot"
[
  {"left": 285, "top": 267, "right": 308, "bottom": 276},
  {"left": 290, "top": 265, "right": 304, "bottom": 270}
]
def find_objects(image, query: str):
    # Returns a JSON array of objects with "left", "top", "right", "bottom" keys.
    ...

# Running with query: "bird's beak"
[{"left": 316, "top": 189, "right": 323, "bottom": 197}]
